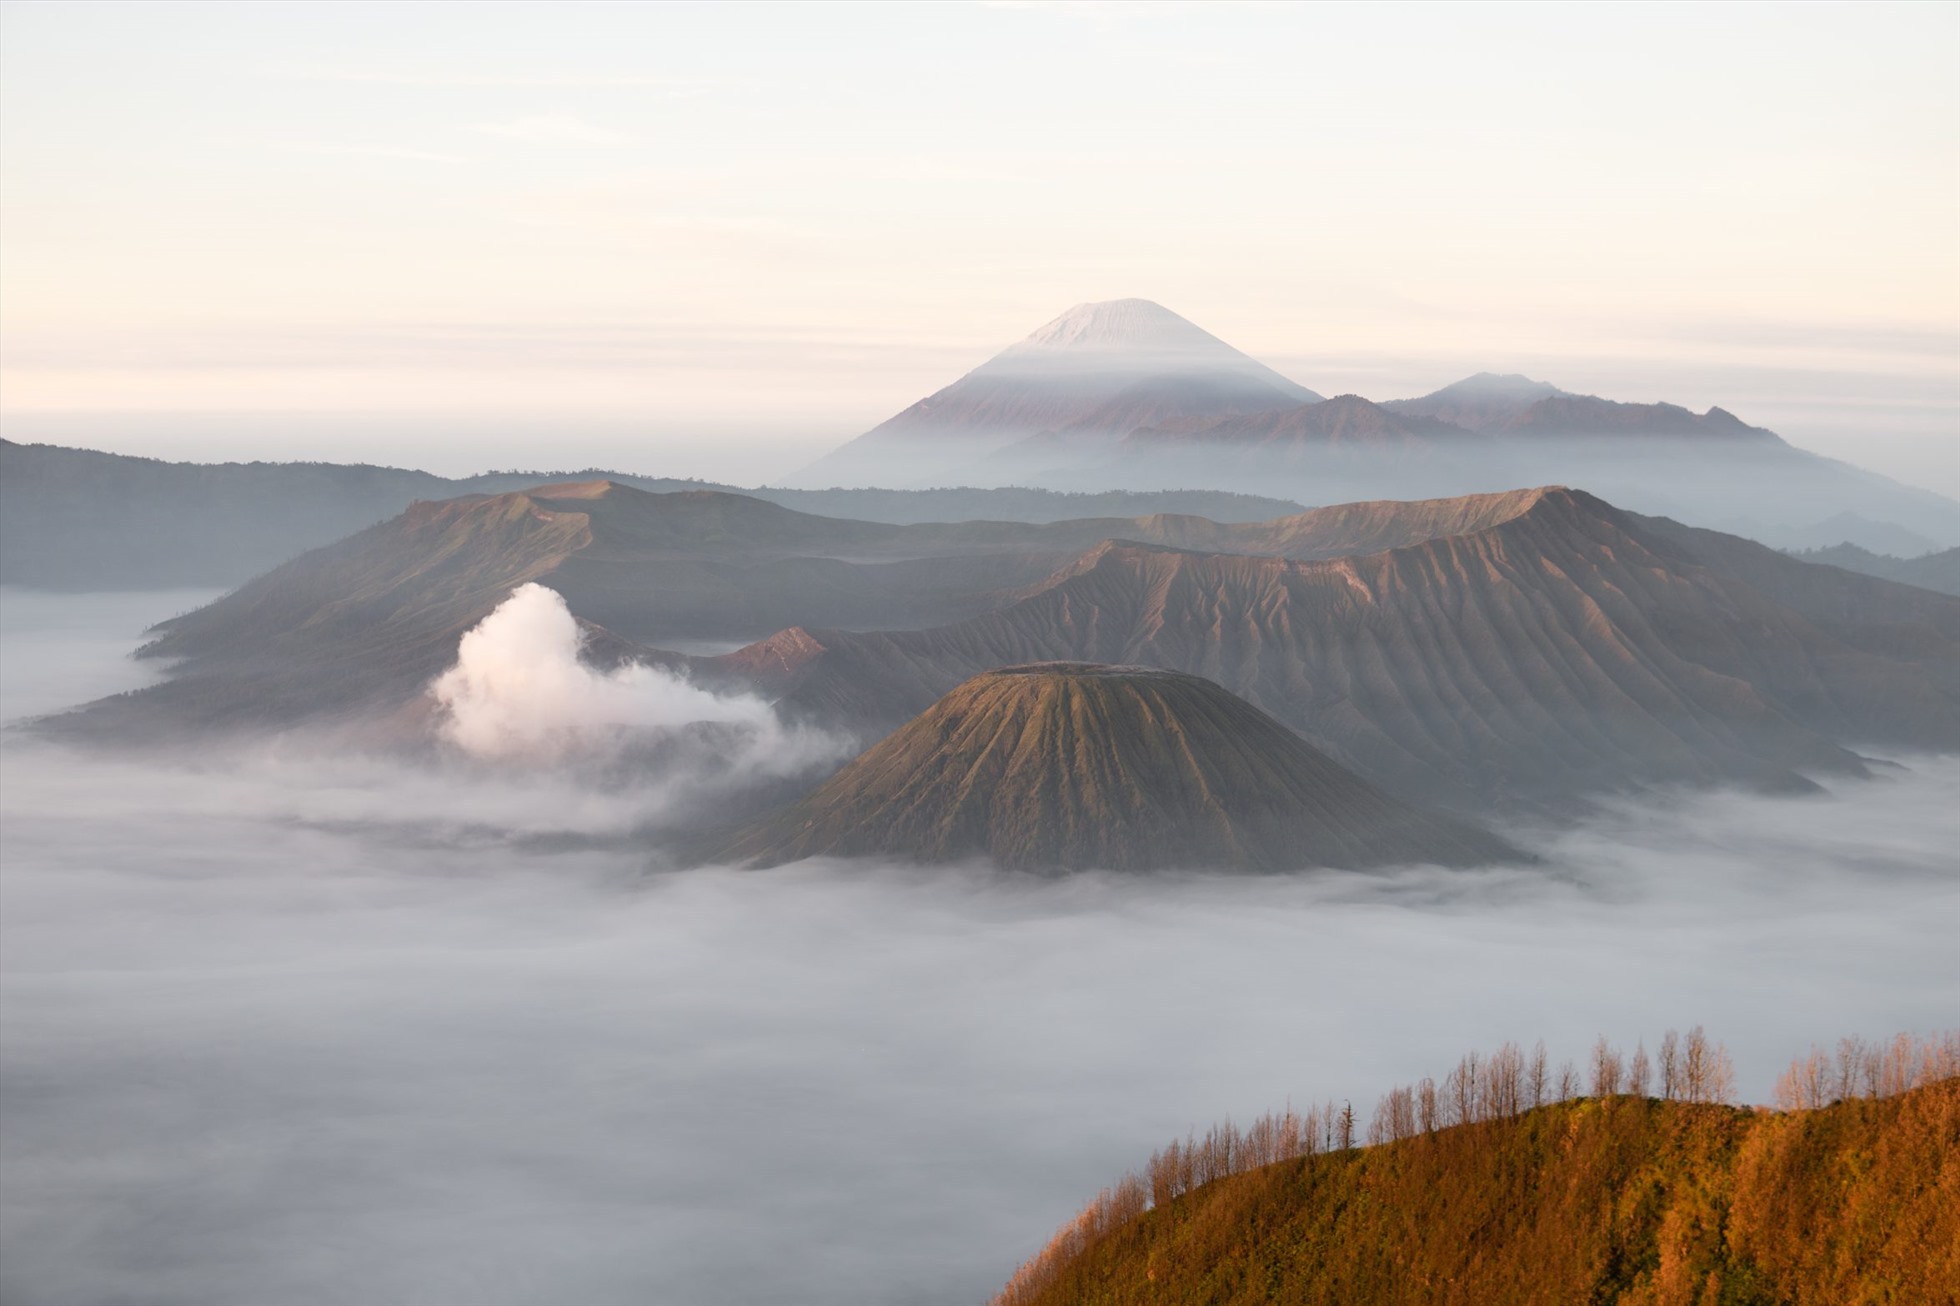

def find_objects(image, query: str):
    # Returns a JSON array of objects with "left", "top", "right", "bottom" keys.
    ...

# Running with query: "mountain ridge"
[
  {"left": 0, "top": 438, "right": 1306, "bottom": 589},
  {"left": 715, "top": 486, "right": 1960, "bottom": 809}
]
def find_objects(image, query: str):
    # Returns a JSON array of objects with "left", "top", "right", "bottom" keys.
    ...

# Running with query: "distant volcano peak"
[
  {"left": 1004, "top": 299, "right": 1241, "bottom": 358},
  {"left": 794, "top": 299, "right": 1321, "bottom": 482}
]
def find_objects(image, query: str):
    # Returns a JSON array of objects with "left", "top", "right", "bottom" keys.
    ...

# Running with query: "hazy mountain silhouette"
[
  {"left": 1379, "top": 371, "right": 1570, "bottom": 429},
  {"left": 1124, "top": 393, "right": 1484, "bottom": 452},
  {"left": 792, "top": 299, "right": 1320, "bottom": 488},
  {"left": 1495, "top": 394, "right": 1782, "bottom": 441},
  {"left": 1774, "top": 511, "right": 1943, "bottom": 557},
  {"left": 0, "top": 438, "right": 1303, "bottom": 589},
  {"left": 1383, "top": 375, "right": 1780, "bottom": 442},
  {"left": 1784, "top": 543, "right": 1960, "bottom": 597},
  {"left": 713, "top": 663, "right": 1516, "bottom": 871},
  {"left": 784, "top": 303, "right": 1960, "bottom": 547}
]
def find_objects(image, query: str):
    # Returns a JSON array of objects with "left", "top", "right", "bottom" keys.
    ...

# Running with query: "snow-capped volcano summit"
[
  {"left": 793, "top": 299, "right": 1319, "bottom": 487},
  {"left": 991, "top": 300, "right": 1313, "bottom": 389},
  {"left": 1002, "top": 298, "right": 1264, "bottom": 360}
]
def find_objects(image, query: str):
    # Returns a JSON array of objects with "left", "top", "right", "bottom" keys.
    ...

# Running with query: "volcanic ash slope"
[{"left": 715, "top": 663, "right": 1517, "bottom": 873}]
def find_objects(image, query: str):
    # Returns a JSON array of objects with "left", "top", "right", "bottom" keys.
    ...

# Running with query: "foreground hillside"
[{"left": 999, "top": 1036, "right": 1959, "bottom": 1306}]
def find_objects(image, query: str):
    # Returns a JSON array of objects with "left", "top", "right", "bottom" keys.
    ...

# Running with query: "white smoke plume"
[{"left": 428, "top": 583, "right": 844, "bottom": 779}]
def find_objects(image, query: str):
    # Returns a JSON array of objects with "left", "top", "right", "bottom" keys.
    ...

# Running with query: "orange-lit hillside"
[{"left": 995, "top": 1033, "right": 1959, "bottom": 1306}]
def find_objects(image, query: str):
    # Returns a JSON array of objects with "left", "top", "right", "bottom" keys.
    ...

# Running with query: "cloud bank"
[{"left": 3, "top": 592, "right": 1957, "bottom": 1306}]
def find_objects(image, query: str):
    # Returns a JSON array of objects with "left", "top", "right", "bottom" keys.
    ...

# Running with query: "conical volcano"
[
  {"left": 715, "top": 663, "right": 1516, "bottom": 872},
  {"left": 791, "top": 299, "right": 1319, "bottom": 487}
]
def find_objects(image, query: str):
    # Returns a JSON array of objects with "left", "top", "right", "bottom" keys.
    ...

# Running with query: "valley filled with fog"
[{"left": 4, "top": 590, "right": 1955, "bottom": 1306}]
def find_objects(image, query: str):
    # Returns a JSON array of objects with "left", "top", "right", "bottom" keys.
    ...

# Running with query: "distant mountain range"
[
  {"left": 0, "top": 438, "right": 1301, "bottom": 590},
  {"left": 6, "top": 299, "right": 1953, "bottom": 591},
  {"left": 55, "top": 481, "right": 1960, "bottom": 820},
  {"left": 1788, "top": 542, "right": 1960, "bottom": 596},
  {"left": 712, "top": 663, "right": 1515, "bottom": 872},
  {"left": 787, "top": 300, "right": 1960, "bottom": 551}
]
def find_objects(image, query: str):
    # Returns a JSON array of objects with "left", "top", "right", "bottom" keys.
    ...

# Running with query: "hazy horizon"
[{"left": 3, "top": 2, "right": 1956, "bottom": 493}]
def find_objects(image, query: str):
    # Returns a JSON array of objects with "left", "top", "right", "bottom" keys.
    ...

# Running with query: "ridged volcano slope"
[
  {"left": 714, "top": 664, "right": 1515, "bottom": 872},
  {"left": 718, "top": 488, "right": 1960, "bottom": 809},
  {"left": 74, "top": 481, "right": 1301, "bottom": 735},
  {"left": 73, "top": 483, "right": 1595, "bottom": 737}
]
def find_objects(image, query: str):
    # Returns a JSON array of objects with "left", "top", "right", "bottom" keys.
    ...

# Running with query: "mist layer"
[{"left": 2, "top": 593, "right": 1956, "bottom": 1306}]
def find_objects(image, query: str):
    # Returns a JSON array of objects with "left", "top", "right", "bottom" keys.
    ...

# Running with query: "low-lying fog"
[{"left": 3, "top": 590, "right": 1957, "bottom": 1306}]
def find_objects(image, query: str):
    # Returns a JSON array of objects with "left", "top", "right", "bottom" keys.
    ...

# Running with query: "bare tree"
[
  {"left": 1682, "top": 1026, "right": 1711, "bottom": 1102},
  {"left": 1775, "top": 1049, "right": 1830, "bottom": 1111},
  {"left": 1658, "top": 1030, "right": 1681, "bottom": 1100},
  {"left": 1832, "top": 1037, "right": 1866, "bottom": 1103},
  {"left": 1445, "top": 1052, "right": 1480, "bottom": 1125},
  {"left": 1484, "top": 1042, "right": 1524, "bottom": 1119},
  {"left": 1627, "top": 1041, "right": 1652, "bottom": 1098},
  {"left": 1369, "top": 1087, "right": 1418, "bottom": 1145},
  {"left": 1590, "top": 1037, "right": 1623, "bottom": 1097},
  {"left": 1706, "top": 1038, "right": 1735, "bottom": 1104},
  {"left": 1528, "top": 1041, "right": 1549, "bottom": 1109},
  {"left": 1859, "top": 1039, "right": 1884, "bottom": 1099}
]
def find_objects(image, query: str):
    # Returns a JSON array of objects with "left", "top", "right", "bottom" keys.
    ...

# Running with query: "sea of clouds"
[{"left": 2, "top": 588, "right": 1957, "bottom": 1306}]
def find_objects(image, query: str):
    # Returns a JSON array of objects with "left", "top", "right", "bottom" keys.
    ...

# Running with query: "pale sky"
[{"left": 2, "top": 1, "right": 1956, "bottom": 490}]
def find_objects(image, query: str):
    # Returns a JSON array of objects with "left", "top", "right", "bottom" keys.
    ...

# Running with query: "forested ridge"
[{"left": 994, "top": 1031, "right": 1960, "bottom": 1306}]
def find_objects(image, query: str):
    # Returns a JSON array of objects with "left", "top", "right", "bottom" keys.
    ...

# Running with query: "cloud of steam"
[
  {"left": 4, "top": 593, "right": 1958, "bottom": 1306},
  {"left": 429, "top": 583, "right": 844, "bottom": 780}
]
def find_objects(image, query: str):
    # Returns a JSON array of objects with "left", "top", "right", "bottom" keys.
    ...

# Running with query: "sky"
[{"left": 2, "top": 1, "right": 1957, "bottom": 490}]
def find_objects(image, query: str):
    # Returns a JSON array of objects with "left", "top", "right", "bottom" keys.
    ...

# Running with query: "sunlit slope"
[
  {"left": 716, "top": 663, "right": 1514, "bottom": 871},
  {"left": 86, "top": 481, "right": 1263, "bottom": 732},
  {"left": 78, "top": 483, "right": 1583, "bottom": 735},
  {"left": 725, "top": 488, "right": 1960, "bottom": 807},
  {"left": 997, "top": 1079, "right": 1960, "bottom": 1306}
]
